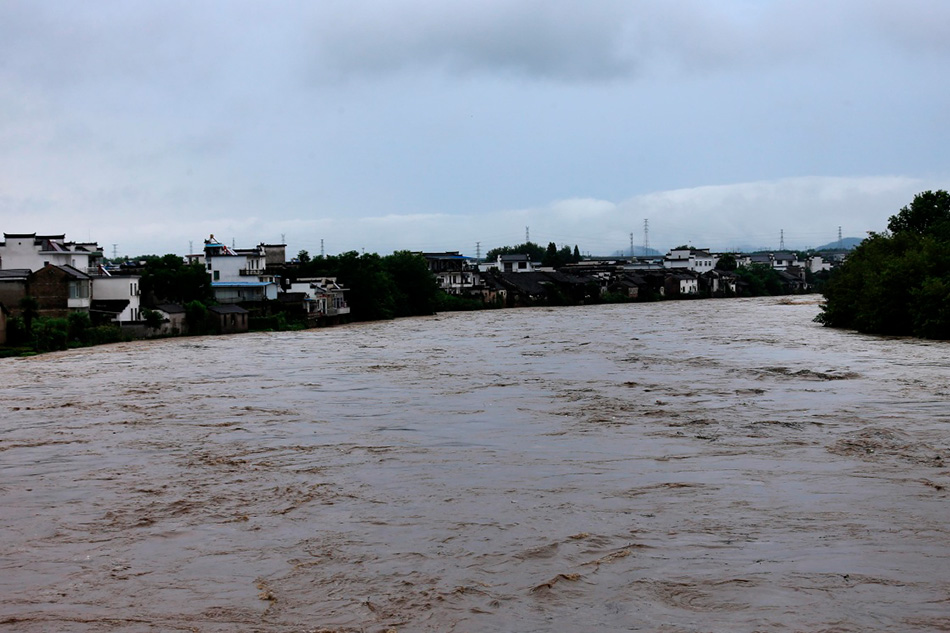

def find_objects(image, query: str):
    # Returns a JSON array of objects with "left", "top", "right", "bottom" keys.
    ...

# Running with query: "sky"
[{"left": 1, "top": 0, "right": 949, "bottom": 259}]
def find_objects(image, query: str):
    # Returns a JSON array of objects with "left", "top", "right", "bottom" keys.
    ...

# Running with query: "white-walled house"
[
  {"left": 203, "top": 236, "right": 279, "bottom": 304},
  {"left": 422, "top": 252, "right": 480, "bottom": 295},
  {"left": 736, "top": 252, "right": 803, "bottom": 271},
  {"left": 90, "top": 272, "right": 142, "bottom": 323},
  {"left": 479, "top": 254, "right": 536, "bottom": 273},
  {"left": 0, "top": 233, "right": 103, "bottom": 273},
  {"left": 663, "top": 248, "right": 719, "bottom": 272},
  {"left": 286, "top": 277, "right": 350, "bottom": 317}
]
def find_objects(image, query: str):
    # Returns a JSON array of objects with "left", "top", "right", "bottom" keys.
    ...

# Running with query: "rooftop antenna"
[{"left": 779, "top": 229, "right": 785, "bottom": 251}]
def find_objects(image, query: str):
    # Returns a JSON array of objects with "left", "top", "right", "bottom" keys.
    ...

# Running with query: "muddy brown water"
[{"left": 1, "top": 297, "right": 948, "bottom": 632}]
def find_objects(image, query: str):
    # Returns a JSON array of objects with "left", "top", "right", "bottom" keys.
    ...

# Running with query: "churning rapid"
[{"left": 1, "top": 297, "right": 948, "bottom": 632}]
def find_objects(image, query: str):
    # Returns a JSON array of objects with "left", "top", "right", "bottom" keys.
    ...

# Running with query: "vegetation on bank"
[
  {"left": 816, "top": 190, "right": 950, "bottom": 339},
  {"left": 293, "top": 250, "right": 442, "bottom": 320},
  {"left": 2, "top": 299, "right": 130, "bottom": 356},
  {"left": 484, "top": 242, "right": 583, "bottom": 268}
]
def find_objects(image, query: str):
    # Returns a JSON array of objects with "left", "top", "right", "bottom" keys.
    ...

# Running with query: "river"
[{"left": 1, "top": 297, "right": 948, "bottom": 632}]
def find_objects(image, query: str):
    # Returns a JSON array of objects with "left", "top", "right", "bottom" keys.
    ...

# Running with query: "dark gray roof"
[
  {"left": 154, "top": 303, "right": 185, "bottom": 314},
  {"left": 208, "top": 304, "right": 248, "bottom": 314},
  {"left": 0, "top": 269, "right": 31, "bottom": 280},
  {"left": 54, "top": 264, "right": 91, "bottom": 280}
]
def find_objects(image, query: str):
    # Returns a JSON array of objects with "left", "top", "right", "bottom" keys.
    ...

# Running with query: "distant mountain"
[{"left": 813, "top": 237, "right": 863, "bottom": 251}]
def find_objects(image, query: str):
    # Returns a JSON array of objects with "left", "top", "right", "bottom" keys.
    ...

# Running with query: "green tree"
[
  {"left": 141, "top": 308, "right": 164, "bottom": 332},
  {"left": 887, "top": 190, "right": 950, "bottom": 238},
  {"left": 484, "top": 242, "right": 546, "bottom": 264},
  {"left": 67, "top": 311, "right": 92, "bottom": 345},
  {"left": 18, "top": 296, "right": 39, "bottom": 333},
  {"left": 715, "top": 253, "right": 737, "bottom": 271},
  {"left": 139, "top": 254, "right": 212, "bottom": 305},
  {"left": 297, "top": 250, "right": 311, "bottom": 264},
  {"left": 384, "top": 251, "right": 441, "bottom": 317},
  {"left": 184, "top": 300, "right": 208, "bottom": 334},
  {"left": 735, "top": 263, "right": 784, "bottom": 296}
]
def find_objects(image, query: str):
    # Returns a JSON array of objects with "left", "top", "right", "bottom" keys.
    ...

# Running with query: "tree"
[
  {"left": 484, "top": 242, "right": 546, "bottom": 264},
  {"left": 18, "top": 296, "right": 39, "bottom": 333},
  {"left": 184, "top": 300, "right": 208, "bottom": 334},
  {"left": 141, "top": 308, "right": 164, "bottom": 332},
  {"left": 139, "top": 254, "right": 212, "bottom": 305},
  {"left": 887, "top": 190, "right": 950, "bottom": 238},
  {"left": 715, "top": 253, "right": 737, "bottom": 271},
  {"left": 384, "top": 251, "right": 441, "bottom": 317},
  {"left": 297, "top": 250, "right": 311, "bottom": 264}
]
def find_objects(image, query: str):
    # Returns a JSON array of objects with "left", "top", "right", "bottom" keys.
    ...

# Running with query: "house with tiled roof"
[
  {"left": 28, "top": 264, "right": 92, "bottom": 318},
  {"left": 0, "top": 233, "right": 103, "bottom": 273}
]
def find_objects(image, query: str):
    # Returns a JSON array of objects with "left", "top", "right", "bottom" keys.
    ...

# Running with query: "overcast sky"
[{"left": 2, "top": 0, "right": 949, "bottom": 258}]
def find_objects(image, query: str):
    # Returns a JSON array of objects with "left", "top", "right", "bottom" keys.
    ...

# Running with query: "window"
[{"left": 213, "top": 271, "right": 220, "bottom": 281}]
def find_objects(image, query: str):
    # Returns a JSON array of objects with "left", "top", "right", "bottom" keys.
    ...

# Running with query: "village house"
[
  {"left": 480, "top": 254, "right": 537, "bottom": 274},
  {"left": 664, "top": 271, "right": 700, "bottom": 297},
  {"left": 283, "top": 277, "right": 350, "bottom": 321},
  {"left": 0, "top": 269, "right": 30, "bottom": 313},
  {"left": 28, "top": 264, "right": 93, "bottom": 319},
  {"left": 422, "top": 252, "right": 481, "bottom": 295},
  {"left": 203, "top": 235, "right": 279, "bottom": 304},
  {"left": 663, "top": 247, "right": 719, "bottom": 272},
  {"left": 0, "top": 233, "right": 103, "bottom": 273},
  {"left": 88, "top": 268, "right": 143, "bottom": 325},
  {"left": 153, "top": 303, "right": 187, "bottom": 335},
  {"left": 208, "top": 304, "right": 249, "bottom": 334},
  {"left": 701, "top": 269, "right": 739, "bottom": 296}
]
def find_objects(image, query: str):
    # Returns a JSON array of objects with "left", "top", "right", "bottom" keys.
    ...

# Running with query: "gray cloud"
[{"left": 300, "top": 0, "right": 950, "bottom": 82}]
